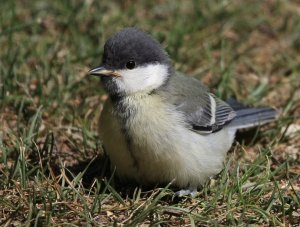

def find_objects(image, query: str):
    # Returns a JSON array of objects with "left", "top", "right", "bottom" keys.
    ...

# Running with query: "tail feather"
[
  {"left": 229, "top": 108, "right": 278, "bottom": 129},
  {"left": 226, "top": 99, "right": 278, "bottom": 130}
]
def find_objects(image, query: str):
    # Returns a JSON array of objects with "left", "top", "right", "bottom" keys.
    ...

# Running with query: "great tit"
[{"left": 89, "top": 27, "right": 277, "bottom": 196}]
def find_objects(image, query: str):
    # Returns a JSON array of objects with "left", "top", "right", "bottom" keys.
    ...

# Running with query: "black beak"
[{"left": 88, "top": 66, "right": 121, "bottom": 77}]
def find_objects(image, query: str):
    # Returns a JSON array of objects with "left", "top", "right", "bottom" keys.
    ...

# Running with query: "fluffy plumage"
[{"left": 89, "top": 27, "right": 278, "bottom": 189}]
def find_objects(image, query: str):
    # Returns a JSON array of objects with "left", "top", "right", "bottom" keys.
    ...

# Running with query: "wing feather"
[{"left": 160, "top": 73, "right": 236, "bottom": 133}]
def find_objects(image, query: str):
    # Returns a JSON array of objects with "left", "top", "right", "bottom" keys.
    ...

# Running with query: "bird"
[{"left": 88, "top": 27, "right": 278, "bottom": 196}]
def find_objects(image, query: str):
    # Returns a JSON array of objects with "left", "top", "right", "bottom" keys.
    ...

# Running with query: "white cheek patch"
[{"left": 115, "top": 64, "right": 169, "bottom": 94}]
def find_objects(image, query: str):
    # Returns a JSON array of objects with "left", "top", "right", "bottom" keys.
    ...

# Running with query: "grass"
[{"left": 0, "top": 0, "right": 300, "bottom": 225}]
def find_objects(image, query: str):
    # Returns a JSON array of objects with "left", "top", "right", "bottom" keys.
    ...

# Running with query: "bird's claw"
[{"left": 174, "top": 188, "right": 198, "bottom": 198}]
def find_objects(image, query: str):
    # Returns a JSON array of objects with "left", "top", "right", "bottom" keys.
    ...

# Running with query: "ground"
[{"left": 0, "top": 0, "right": 299, "bottom": 226}]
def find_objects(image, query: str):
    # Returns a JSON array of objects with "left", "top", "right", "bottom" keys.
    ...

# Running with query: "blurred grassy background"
[{"left": 0, "top": 0, "right": 299, "bottom": 225}]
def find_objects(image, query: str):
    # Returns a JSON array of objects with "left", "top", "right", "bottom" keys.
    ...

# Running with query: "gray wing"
[{"left": 161, "top": 73, "right": 236, "bottom": 133}]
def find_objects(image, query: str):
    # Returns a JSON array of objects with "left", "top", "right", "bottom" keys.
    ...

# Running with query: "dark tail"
[{"left": 226, "top": 98, "right": 278, "bottom": 130}]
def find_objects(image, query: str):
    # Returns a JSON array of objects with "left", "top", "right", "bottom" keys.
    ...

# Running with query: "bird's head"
[{"left": 89, "top": 27, "right": 172, "bottom": 96}]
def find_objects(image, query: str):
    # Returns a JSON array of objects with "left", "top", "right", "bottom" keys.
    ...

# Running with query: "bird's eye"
[{"left": 126, "top": 60, "right": 136, "bottom": 70}]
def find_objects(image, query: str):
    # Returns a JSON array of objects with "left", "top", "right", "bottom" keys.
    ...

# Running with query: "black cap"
[{"left": 102, "top": 27, "right": 170, "bottom": 70}]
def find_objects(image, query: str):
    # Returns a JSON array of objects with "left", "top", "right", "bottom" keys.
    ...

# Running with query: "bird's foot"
[{"left": 174, "top": 188, "right": 197, "bottom": 197}]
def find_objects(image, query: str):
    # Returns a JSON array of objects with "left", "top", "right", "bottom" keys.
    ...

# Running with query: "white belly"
[{"left": 99, "top": 95, "right": 235, "bottom": 188}]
